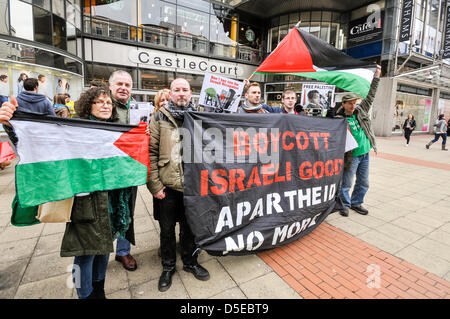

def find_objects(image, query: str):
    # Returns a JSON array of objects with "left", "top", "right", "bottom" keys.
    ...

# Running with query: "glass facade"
[
  {"left": 83, "top": 0, "right": 264, "bottom": 64},
  {"left": 5, "top": 0, "right": 82, "bottom": 58},
  {"left": 268, "top": 11, "right": 345, "bottom": 51},
  {"left": 393, "top": 85, "right": 433, "bottom": 133}
]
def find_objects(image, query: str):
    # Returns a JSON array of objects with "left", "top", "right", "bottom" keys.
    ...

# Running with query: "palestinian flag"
[
  {"left": 10, "top": 112, "right": 149, "bottom": 207},
  {"left": 255, "top": 27, "right": 377, "bottom": 97}
]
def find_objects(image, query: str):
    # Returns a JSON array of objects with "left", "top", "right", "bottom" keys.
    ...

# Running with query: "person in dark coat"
[
  {"left": 402, "top": 114, "right": 416, "bottom": 146},
  {"left": 16, "top": 78, "right": 55, "bottom": 115}
]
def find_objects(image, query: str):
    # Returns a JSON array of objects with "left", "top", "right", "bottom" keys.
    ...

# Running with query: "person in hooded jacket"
[{"left": 16, "top": 78, "right": 55, "bottom": 115}]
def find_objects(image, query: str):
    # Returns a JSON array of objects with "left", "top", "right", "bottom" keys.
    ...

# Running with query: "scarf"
[
  {"left": 166, "top": 101, "right": 197, "bottom": 124},
  {"left": 242, "top": 100, "right": 267, "bottom": 113},
  {"left": 108, "top": 188, "right": 132, "bottom": 240}
]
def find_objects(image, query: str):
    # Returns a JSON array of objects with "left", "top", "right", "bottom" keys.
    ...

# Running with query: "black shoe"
[
  {"left": 339, "top": 206, "right": 349, "bottom": 217},
  {"left": 85, "top": 280, "right": 106, "bottom": 299},
  {"left": 183, "top": 264, "right": 210, "bottom": 281},
  {"left": 158, "top": 268, "right": 176, "bottom": 292},
  {"left": 351, "top": 205, "right": 369, "bottom": 215}
]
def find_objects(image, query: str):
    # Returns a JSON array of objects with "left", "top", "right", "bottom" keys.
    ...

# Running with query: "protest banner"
[
  {"left": 199, "top": 73, "right": 244, "bottom": 113},
  {"left": 182, "top": 112, "right": 347, "bottom": 256},
  {"left": 300, "top": 83, "right": 335, "bottom": 116}
]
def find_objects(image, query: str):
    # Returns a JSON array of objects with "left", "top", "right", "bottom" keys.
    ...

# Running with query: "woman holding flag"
[{"left": 0, "top": 89, "right": 136, "bottom": 299}]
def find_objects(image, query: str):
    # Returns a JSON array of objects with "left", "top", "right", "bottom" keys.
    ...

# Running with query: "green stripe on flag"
[
  {"left": 15, "top": 156, "right": 148, "bottom": 207},
  {"left": 256, "top": 71, "right": 371, "bottom": 98}
]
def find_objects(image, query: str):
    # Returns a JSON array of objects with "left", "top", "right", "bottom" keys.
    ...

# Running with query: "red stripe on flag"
[
  {"left": 255, "top": 28, "right": 316, "bottom": 73},
  {"left": 0, "top": 141, "right": 16, "bottom": 163},
  {"left": 113, "top": 122, "right": 150, "bottom": 179}
]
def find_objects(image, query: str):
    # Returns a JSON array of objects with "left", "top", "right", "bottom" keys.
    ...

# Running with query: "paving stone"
[
  {"left": 0, "top": 259, "right": 28, "bottom": 296},
  {"left": 34, "top": 232, "right": 65, "bottom": 257},
  {"left": 427, "top": 229, "right": 450, "bottom": 247},
  {"left": 130, "top": 229, "right": 160, "bottom": 255},
  {"left": 358, "top": 230, "right": 408, "bottom": 254},
  {"left": 412, "top": 238, "right": 450, "bottom": 262},
  {"left": 390, "top": 217, "right": 435, "bottom": 236},
  {"left": 126, "top": 250, "right": 162, "bottom": 287},
  {"left": 41, "top": 223, "right": 66, "bottom": 236},
  {"left": 217, "top": 254, "right": 272, "bottom": 285},
  {"left": 0, "top": 237, "right": 38, "bottom": 263},
  {"left": 375, "top": 223, "right": 423, "bottom": 244},
  {"left": 179, "top": 258, "right": 236, "bottom": 299},
  {"left": 107, "top": 288, "right": 132, "bottom": 299},
  {"left": 0, "top": 223, "right": 44, "bottom": 243},
  {"left": 133, "top": 216, "right": 156, "bottom": 234},
  {"left": 104, "top": 260, "right": 129, "bottom": 294},
  {"left": 326, "top": 218, "right": 371, "bottom": 236},
  {"left": 208, "top": 286, "right": 247, "bottom": 299},
  {"left": 21, "top": 253, "right": 73, "bottom": 284},
  {"left": 239, "top": 272, "right": 301, "bottom": 299},
  {"left": 130, "top": 274, "right": 189, "bottom": 299},
  {"left": 396, "top": 246, "right": 450, "bottom": 278},
  {"left": 15, "top": 274, "right": 73, "bottom": 299}
]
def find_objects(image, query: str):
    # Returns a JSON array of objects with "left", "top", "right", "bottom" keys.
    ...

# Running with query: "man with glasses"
[{"left": 281, "top": 88, "right": 299, "bottom": 114}]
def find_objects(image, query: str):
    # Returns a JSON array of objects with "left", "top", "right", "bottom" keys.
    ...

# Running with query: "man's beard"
[{"left": 175, "top": 100, "right": 189, "bottom": 108}]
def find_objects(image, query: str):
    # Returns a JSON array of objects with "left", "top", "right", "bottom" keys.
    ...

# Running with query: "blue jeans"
[
  {"left": 73, "top": 254, "right": 109, "bottom": 299},
  {"left": 116, "top": 236, "right": 130, "bottom": 256},
  {"left": 339, "top": 153, "right": 370, "bottom": 207},
  {"left": 431, "top": 133, "right": 447, "bottom": 146}
]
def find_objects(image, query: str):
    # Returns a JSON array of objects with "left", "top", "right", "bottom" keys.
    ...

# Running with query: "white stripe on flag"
[
  {"left": 339, "top": 68, "right": 374, "bottom": 84},
  {"left": 10, "top": 120, "right": 127, "bottom": 164}
]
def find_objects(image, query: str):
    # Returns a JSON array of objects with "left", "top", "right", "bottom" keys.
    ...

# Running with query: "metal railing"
[{"left": 85, "top": 17, "right": 264, "bottom": 64}]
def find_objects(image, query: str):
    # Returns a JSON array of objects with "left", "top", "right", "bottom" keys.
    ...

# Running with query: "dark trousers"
[
  {"left": 431, "top": 133, "right": 447, "bottom": 146},
  {"left": 155, "top": 188, "right": 197, "bottom": 270},
  {"left": 404, "top": 128, "right": 413, "bottom": 144}
]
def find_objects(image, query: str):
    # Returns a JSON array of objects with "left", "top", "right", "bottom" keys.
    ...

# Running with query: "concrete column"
[
  {"left": 429, "top": 88, "right": 440, "bottom": 135},
  {"left": 372, "top": 77, "right": 397, "bottom": 137}
]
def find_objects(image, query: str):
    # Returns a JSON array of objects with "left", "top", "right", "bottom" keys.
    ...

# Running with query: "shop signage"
[
  {"left": 399, "top": 0, "right": 414, "bottom": 42},
  {"left": 348, "top": 11, "right": 384, "bottom": 48},
  {"left": 443, "top": 5, "right": 450, "bottom": 59},
  {"left": 129, "top": 49, "right": 244, "bottom": 77}
]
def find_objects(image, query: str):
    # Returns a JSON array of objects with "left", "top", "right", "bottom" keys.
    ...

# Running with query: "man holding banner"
[
  {"left": 238, "top": 82, "right": 283, "bottom": 114},
  {"left": 336, "top": 65, "right": 381, "bottom": 217},
  {"left": 147, "top": 78, "right": 210, "bottom": 292}
]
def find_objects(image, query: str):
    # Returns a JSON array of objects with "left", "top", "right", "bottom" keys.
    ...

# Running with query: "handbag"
[{"left": 36, "top": 197, "right": 74, "bottom": 223}]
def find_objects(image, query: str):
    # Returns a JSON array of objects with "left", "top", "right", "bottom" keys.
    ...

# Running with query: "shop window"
[
  {"left": 33, "top": 0, "right": 50, "bottom": 11},
  {"left": 176, "top": 72, "right": 203, "bottom": 93},
  {"left": 0, "top": 0, "right": 9, "bottom": 35},
  {"left": 289, "top": 13, "right": 299, "bottom": 25},
  {"left": 33, "top": 6, "right": 52, "bottom": 46},
  {"left": 393, "top": 93, "right": 432, "bottom": 133},
  {"left": 89, "top": 63, "right": 136, "bottom": 88},
  {"left": 300, "top": 12, "right": 310, "bottom": 23},
  {"left": 91, "top": 0, "right": 137, "bottom": 27},
  {"left": 53, "top": 0, "right": 65, "bottom": 18},
  {"left": 177, "top": 6, "right": 210, "bottom": 39},
  {"left": 311, "top": 11, "right": 321, "bottom": 22},
  {"left": 66, "top": 1, "right": 75, "bottom": 25},
  {"left": 177, "top": 0, "right": 211, "bottom": 13},
  {"left": 53, "top": 14, "right": 67, "bottom": 51},
  {"left": 141, "top": 69, "right": 175, "bottom": 91},
  {"left": 67, "top": 22, "right": 77, "bottom": 56},
  {"left": 10, "top": 0, "right": 34, "bottom": 41}
]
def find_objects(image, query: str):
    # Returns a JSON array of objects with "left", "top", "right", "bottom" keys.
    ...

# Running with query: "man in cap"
[{"left": 335, "top": 65, "right": 381, "bottom": 217}]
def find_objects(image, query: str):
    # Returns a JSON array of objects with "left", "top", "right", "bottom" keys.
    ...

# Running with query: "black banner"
[
  {"left": 182, "top": 113, "right": 347, "bottom": 256},
  {"left": 444, "top": 4, "right": 450, "bottom": 59},
  {"left": 399, "top": 0, "right": 414, "bottom": 42}
]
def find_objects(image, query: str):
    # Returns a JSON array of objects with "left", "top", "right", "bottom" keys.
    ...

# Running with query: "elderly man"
[
  {"left": 336, "top": 65, "right": 381, "bottom": 217},
  {"left": 147, "top": 78, "right": 210, "bottom": 292},
  {"left": 108, "top": 70, "right": 138, "bottom": 271}
]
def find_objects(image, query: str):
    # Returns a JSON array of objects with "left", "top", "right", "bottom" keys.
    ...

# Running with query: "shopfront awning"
[{"left": 394, "top": 63, "right": 450, "bottom": 91}]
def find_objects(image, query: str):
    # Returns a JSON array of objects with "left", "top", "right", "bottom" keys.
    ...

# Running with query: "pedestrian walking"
[
  {"left": 402, "top": 114, "right": 416, "bottom": 146},
  {"left": 426, "top": 114, "right": 448, "bottom": 151}
]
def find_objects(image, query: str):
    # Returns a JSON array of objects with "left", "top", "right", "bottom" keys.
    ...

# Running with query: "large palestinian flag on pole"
[
  {"left": 9, "top": 112, "right": 149, "bottom": 208},
  {"left": 255, "top": 27, "right": 377, "bottom": 98}
]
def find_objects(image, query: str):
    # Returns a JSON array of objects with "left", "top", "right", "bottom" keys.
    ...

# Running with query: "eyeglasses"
[{"left": 93, "top": 100, "right": 112, "bottom": 107}]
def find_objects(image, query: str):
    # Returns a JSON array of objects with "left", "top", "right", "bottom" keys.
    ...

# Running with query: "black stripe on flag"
[
  {"left": 11, "top": 111, "right": 138, "bottom": 133},
  {"left": 296, "top": 28, "right": 376, "bottom": 71}
]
